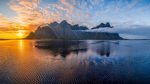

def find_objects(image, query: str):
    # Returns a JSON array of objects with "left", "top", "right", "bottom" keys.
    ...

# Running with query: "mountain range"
[{"left": 26, "top": 20, "right": 123, "bottom": 40}]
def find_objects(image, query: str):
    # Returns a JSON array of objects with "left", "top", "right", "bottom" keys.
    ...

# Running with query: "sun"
[
  {"left": 17, "top": 32, "right": 24, "bottom": 38},
  {"left": 16, "top": 30, "right": 27, "bottom": 39}
]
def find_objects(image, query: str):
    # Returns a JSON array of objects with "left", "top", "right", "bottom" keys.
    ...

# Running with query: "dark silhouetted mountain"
[
  {"left": 49, "top": 21, "right": 59, "bottom": 28},
  {"left": 106, "top": 22, "right": 112, "bottom": 28},
  {"left": 25, "top": 32, "right": 35, "bottom": 39},
  {"left": 34, "top": 20, "right": 123, "bottom": 40},
  {"left": 72, "top": 24, "right": 88, "bottom": 30},
  {"left": 60, "top": 20, "right": 70, "bottom": 26},
  {"left": 92, "top": 22, "right": 113, "bottom": 29},
  {"left": 35, "top": 20, "right": 77, "bottom": 39}
]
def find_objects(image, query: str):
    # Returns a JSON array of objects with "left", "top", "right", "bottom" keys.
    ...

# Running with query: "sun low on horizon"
[
  {"left": 0, "top": 26, "right": 27, "bottom": 39},
  {"left": 0, "top": 30, "right": 27, "bottom": 39},
  {"left": 16, "top": 30, "right": 27, "bottom": 38}
]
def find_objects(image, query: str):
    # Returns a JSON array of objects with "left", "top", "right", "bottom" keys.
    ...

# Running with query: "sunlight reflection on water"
[{"left": 0, "top": 40, "right": 150, "bottom": 84}]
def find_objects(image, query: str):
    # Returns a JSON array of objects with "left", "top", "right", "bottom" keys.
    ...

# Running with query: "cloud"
[
  {"left": 90, "top": 25, "right": 150, "bottom": 39},
  {"left": 9, "top": 0, "right": 46, "bottom": 30},
  {"left": 44, "top": 0, "right": 150, "bottom": 28},
  {"left": 0, "top": 0, "right": 42, "bottom": 32},
  {"left": 0, "top": 0, "right": 150, "bottom": 32},
  {"left": 0, "top": 13, "right": 11, "bottom": 28}
]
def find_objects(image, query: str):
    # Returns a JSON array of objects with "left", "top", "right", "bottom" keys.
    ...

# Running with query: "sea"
[{"left": 0, "top": 40, "right": 150, "bottom": 84}]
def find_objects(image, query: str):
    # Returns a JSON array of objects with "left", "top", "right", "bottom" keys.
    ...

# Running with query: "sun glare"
[{"left": 17, "top": 32, "right": 24, "bottom": 38}]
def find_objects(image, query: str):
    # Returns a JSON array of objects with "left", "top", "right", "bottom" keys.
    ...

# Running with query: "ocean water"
[{"left": 0, "top": 40, "right": 150, "bottom": 84}]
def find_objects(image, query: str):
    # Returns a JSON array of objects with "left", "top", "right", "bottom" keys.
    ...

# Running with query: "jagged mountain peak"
[
  {"left": 92, "top": 22, "right": 113, "bottom": 29},
  {"left": 60, "top": 20, "right": 68, "bottom": 24},
  {"left": 50, "top": 21, "right": 58, "bottom": 25},
  {"left": 49, "top": 22, "right": 59, "bottom": 28}
]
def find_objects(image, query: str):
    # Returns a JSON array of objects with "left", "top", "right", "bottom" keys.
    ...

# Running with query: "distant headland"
[{"left": 26, "top": 20, "right": 123, "bottom": 40}]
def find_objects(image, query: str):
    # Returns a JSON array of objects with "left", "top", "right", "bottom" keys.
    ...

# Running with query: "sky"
[{"left": 0, "top": 0, "right": 150, "bottom": 39}]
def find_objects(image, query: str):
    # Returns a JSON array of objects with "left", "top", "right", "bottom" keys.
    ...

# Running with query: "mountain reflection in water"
[
  {"left": 35, "top": 40, "right": 113, "bottom": 57},
  {"left": 0, "top": 40, "right": 150, "bottom": 84},
  {"left": 35, "top": 40, "right": 88, "bottom": 57}
]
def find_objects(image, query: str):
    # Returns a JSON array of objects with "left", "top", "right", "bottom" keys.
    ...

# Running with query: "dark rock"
[
  {"left": 72, "top": 25, "right": 88, "bottom": 30},
  {"left": 34, "top": 20, "right": 123, "bottom": 40},
  {"left": 25, "top": 32, "right": 35, "bottom": 39},
  {"left": 92, "top": 22, "right": 113, "bottom": 29}
]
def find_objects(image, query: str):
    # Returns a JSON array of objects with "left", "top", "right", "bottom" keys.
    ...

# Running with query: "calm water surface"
[{"left": 0, "top": 40, "right": 150, "bottom": 84}]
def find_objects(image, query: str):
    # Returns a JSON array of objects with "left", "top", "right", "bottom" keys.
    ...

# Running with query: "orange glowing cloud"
[
  {"left": 0, "top": 0, "right": 47, "bottom": 39},
  {"left": 0, "top": 14, "right": 11, "bottom": 28},
  {"left": 9, "top": 0, "right": 46, "bottom": 30},
  {"left": 0, "top": 0, "right": 50, "bottom": 39}
]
